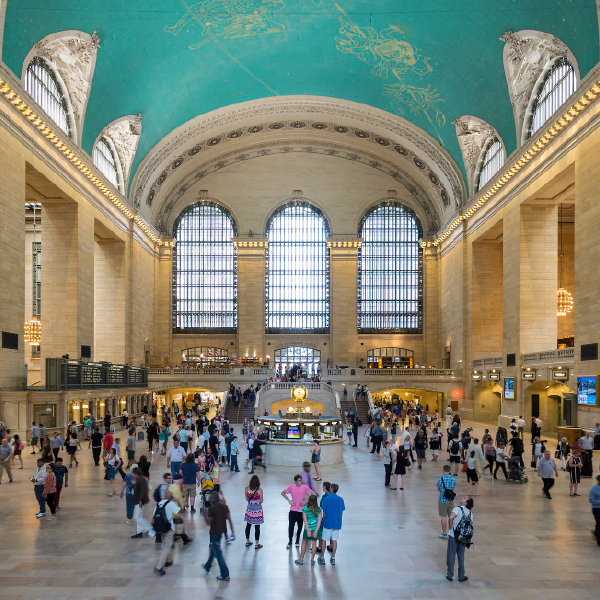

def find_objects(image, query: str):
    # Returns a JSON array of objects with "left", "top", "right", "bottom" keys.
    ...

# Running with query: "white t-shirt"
[
  {"left": 449, "top": 506, "right": 472, "bottom": 538},
  {"left": 167, "top": 446, "right": 186, "bottom": 462},
  {"left": 156, "top": 499, "right": 179, "bottom": 526},
  {"left": 517, "top": 419, "right": 526, "bottom": 428},
  {"left": 495, "top": 447, "right": 506, "bottom": 463}
]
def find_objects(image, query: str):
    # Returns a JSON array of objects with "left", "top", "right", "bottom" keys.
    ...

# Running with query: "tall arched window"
[
  {"left": 172, "top": 202, "right": 237, "bottom": 333},
  {"left": 528, "top": 57, "right": 577, "bottom": 138},
  {"left": 93, "top": 138, "right": 121, "bottom": 191},
  {"left": 266, "top": 201, "right": 330, "bottom": 333},
  {"left": 358, "top": 202, "right": 422, "bottom": 333},
  {"left": 24, "top": 57, "right": 71, "bottom": 137},
  {"left": 475, "top": 138, "right": 504, "bottom": 192}
]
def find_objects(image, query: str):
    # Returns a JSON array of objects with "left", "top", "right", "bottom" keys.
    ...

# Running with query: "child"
[{"left": 295, "top": 494, "right": 323, "bottom": 566}]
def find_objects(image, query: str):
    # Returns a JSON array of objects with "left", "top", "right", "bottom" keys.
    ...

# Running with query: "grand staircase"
[
  {"left": 224, "top": 400, "right": 254, "bottom": 424},
  {"left": 340, "top": 398, "right": 369, "bottom": 423}
]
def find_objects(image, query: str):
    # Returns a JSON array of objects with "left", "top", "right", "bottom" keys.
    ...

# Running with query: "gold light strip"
[
  {"left": 423, "top": 81, "right": 600, "bottom": 248},
  {"left": 327, "top": 240, "right": 362, "bottom": 248},
  {"left": 0, "top": 76, "right": 166, "bottom": 246},
  {"left": 232, "top": 240, "right": 268, "bottom": 248}
]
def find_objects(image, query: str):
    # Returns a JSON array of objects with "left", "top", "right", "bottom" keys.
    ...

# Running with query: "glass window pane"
[
  {"left": 93, "top": 138, "right": 120, "bottom": 190},
  {"left": 266, "top": 202, "right": 330, "bottom": 333},
  {"left": 476, "top": 138, "right": 504, "bottom": 192},
  {"left": 172, "top": 202, "right": 237, "bottom": 333},
  {"left": 358, "top": 202, "right": 423, "bottom": 333}
]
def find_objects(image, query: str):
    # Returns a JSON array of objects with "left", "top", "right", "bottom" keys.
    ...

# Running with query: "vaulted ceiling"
[{"left": 2, "top": 1, "right": 599, "bottom": 226}]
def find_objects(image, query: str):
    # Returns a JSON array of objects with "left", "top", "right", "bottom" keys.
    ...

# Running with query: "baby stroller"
[
  {"left": 507, "top": 457, "right": 528, "bottom": 483},
  {"left": 199, "top": 471, "right": 214, "bottom": 514}
]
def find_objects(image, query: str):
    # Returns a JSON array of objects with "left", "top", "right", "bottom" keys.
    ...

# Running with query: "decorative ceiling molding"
[
  {"left": 500, "top": 29, "right": 579, "bottom": 144},
  {"left": 130, "top": 97, "right": 465, "bottom": 217},
  {"left": 156, "top": 140, "right": 441, "bottom": 238},
  {"left": 21, "top": 29, "right": 100, "bottom": 145},
  {"left": 452, "top": 116, "right": 502, "bottom": 198},
  {"left": 0, "top": 1, "right": 7, "bottom": 61},
  {"left": 96, "top": 114, "right": 142, "bottom": 193}
]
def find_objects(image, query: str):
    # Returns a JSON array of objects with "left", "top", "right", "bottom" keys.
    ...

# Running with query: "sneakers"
[
  {"left": 317, "top": 556, "right": 325, "bottom": 564},
  {"left": 330, "top": 558, "right": 336, "bottom": 565},
  {"left": 131, "top": 532, "right": 144, "bottom": 539},
  {"left": 154, "top": 567, "right": 166, "bottom": 576},
  {"left": 459, "top": 576, "right": 469, "bottom": 582},
  {"left": 36, "top": 512, "right": 46, "bottom": 519},
  {"left": 438, "top": 532, "right": 448, "bottom": 539},
  {"left": 216, "top": 575, "right": 230, "bottom": 581},
  {"left": 286, "top": 542, "right": 292, "bottom": 549}
]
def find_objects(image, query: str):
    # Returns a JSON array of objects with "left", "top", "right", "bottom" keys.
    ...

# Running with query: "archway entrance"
[
  {"left": 523, "top": 381, "right": 575, "bottom": 434},
  {"left": 473, "top": 381, "right": 502, "bottom": 423},
  {"left": 371, "top": 387, "right": 446, "bottom": 417},
  {"left": 275, "top": 347, "right": 321, "bottom": 376}
]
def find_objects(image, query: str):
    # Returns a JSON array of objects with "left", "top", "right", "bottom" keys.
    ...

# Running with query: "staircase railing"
[{"left": 220, "top": 388, "right": 230, "bottom": 418}]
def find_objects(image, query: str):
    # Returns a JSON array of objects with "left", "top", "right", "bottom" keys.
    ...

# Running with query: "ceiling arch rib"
[{"left": 130, "top": 97, "right": 465, "bottom": 228}]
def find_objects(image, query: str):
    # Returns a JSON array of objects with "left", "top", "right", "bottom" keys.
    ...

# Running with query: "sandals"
[
  {"left": 255, "top": 544, "right": 263, "bottom": 549},
  {"left": 245, "top": 541, "right": 252, "bottom": 546}
]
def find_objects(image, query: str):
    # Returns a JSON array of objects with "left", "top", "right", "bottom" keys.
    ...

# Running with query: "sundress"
[{"left": 244, "top": 488, "right": 264, "bottom": 524}]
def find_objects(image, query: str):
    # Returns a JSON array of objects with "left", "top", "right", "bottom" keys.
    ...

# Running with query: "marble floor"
[{"left": 0, "top": 421, "right": 599, "bottom": 600}]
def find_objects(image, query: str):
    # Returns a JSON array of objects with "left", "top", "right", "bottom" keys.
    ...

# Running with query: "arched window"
[
  {"left": 358, "top": 202, "right": 422, "bottom": 333},
  {"left": 93, "top": 138, "right": 121, "bottom": 191},
  {"left": 275, "top": 346, "right": 321, "bottom": 375},
  {"left": 24, "top": 57, "right": 71, "bottom": 137},
  {"left": 172, "top": 202, "right": 237, "bottom": 333},
  {"left": 528, "top": 57, "right": 577, "bottom": 138},
  {"left": 475, "top": 138, "right": 504, "bottom": 192},
  {"left": 266, "top": 201, "right": 330, "bottom": 333}
]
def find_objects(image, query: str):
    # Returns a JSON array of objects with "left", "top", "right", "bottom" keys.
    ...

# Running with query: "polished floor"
[{"left": 0, "top": 421, "right": 599, "bottom": 599}]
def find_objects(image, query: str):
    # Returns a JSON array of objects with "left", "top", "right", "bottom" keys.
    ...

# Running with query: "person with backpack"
[
  {"left": 414, "top": 430, "right": 428, "bottom": 469},
  {"left": 153, "top": 489, "right": 181, "bottom": 576},
  {"left": 448, "top": 436, "right": 461, "bottom": 476},
  {"left": 446, "top": 496, "right": 474, "bottom": 582},
  {"left": 436, "top": 464, "right": 456, "bottom": 538},
  {"left": 130, "top": 467, "right": 151, "bottom": 538},
  {"left": 508, "top": 431, "right": 525, "bottom": 468}
]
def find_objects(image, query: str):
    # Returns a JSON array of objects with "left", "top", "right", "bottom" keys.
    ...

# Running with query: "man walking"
[
  {"left": 319, "top": 483, "right": 345, "bottom": 565},
  {"left": 50, "top": 432, "right": 63, "bottom": 461},
  {"left": 166, "top": 439, "right": 186, "bottom": 477},
  {"left": 589, "top": 475, "right": 600, "bottom": 546},
  {"left": 436, "top": 464, "right": 456, "bottom": 539},
  {"left": 537, "top": 449, "right": 559, "bottom": 499},
  {"left": 203, "top": 491, "right": 234, "bottom": 581},
  {"left": 370, "top": 422, "right": 384, "bottom": 454},
  {"left": 0, "top": 438, "right": 13, "bottom": 483},
  {"left": 130, "top": 467, "right": 151, "bottom": 537},
  {"left": 517, "top": 416, "right": 526, "bottom": 440},
  {"left": 229, "top": 435, "right": 240, "bottom": 472},
  {"left": 153, "top": 489, "right": 181, "bottom": 575},
  {"left": 54, "top": 457, "right": 68, "bottom": 509},
  {"left": 29, "top": 422, "right": 39, "bottom": 454},
  {"left": 90, "top": 427, "right": 103, "bottom": 466}
]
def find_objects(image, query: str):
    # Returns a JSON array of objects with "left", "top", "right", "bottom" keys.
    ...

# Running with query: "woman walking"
[
  {"left": 311, "top": 441, "right": 322, "bottom": 481},
  {"left": 364, "top": 425, "right": 371, "bottom": 448},
  {"left": 392, "top": 445, "right": 406, "bottom": 490},
  {"left": 466, "top": 450, "right": 479, "bottom": 496},
  {"left": 105, "top": 447, "right": 120, "bottom": 497},
  {"left": 67, "top": 431, "right": 79, "bottom": 467},
  {"left": 244, "top": 475, "right": 264, "bottom": 549},
  {"left": 120, "top": 467, "right": 136, "bottom": 525},
  {"left": 557, "top": 437, "right": 570, "bottom": 470},
  {"left": 11, "top": 434, "right": 24, "bottom": 469},
  {"left": 383, "top": 441, "right": 394, "bottom": 487},
  {"left": 294, "top": 494, "right": 323, "bottom": 566},
  {"left": 41, "top": 436, "right": 52, "bottom": 463},
  {"left": 42, "top": 462, "right": 58, "bottom": 520},
  {"left": 531, "top": 436, "right": 545, "bottom": 469},
  {"left": 567, "top": 449, "right": 582, "bottom": 496}
]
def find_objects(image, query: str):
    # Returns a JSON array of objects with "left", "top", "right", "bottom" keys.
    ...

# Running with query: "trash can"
[{"left": 138, "top": 430, "right": 145, "bottom": 441}]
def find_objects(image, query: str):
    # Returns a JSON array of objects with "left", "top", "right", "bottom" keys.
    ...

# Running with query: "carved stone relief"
[
  {"left": 98, "top": 114, "right": 142, "bottom": 190},
  {"left": 452, "top": 116, "right": 497, "bottom": 197},
  {"left": 130, "top": 98, "right": 465, "bottom": 214},
  {"left": 25, "top": 30, "right": 100, "bottom": 143},
  {"left": 500, "top": 29, "right": 577, "bottom": 143}
]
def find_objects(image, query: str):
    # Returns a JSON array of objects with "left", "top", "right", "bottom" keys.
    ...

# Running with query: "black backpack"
[
  {"left": 153, "top": 483, "right": 167, "bottom": 503},
  {"left": 454, "top": 506, "right": 474, "bottom": 547},
  {"left": 152, "top": 500, "right": 172, "bottom": 533},
  {"left": 512, "top": 438, "right": 524, "bottom": 455}
]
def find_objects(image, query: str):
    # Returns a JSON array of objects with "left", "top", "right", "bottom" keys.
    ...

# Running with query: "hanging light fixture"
[
  {"left": 557, "top": 204, "right": 574, "bottom": 316},
  {"left": 24, "top": 203, "right": 42, "bottom": 345}
]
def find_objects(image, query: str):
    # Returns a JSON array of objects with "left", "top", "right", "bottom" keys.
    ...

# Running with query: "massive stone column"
[
  {"left": 0, "top": 127, "right": 26, "bottom": 389},
  {"left": 329, "top": 237, "right": 360, "bottom": 367},
  {"left": 41, "top": 200, "right": 94, "bottom": 380},
  {"left": 236, "top": 237, "right": 266, "bottom": 361},
  {"left": 503, "top": 202, "right": 557, "bottom": 414}
]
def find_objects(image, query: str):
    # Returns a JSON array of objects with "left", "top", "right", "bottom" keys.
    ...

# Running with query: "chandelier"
[
  {"left": 24, "top": 318, "right": 42, "bottom": 345},
  {"left": 557, "top": 204, "right": 573, "bottom": 317}
]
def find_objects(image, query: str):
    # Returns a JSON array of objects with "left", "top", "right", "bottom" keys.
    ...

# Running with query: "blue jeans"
[
  {"left": 204, "top": 533, "right": 229, "bottom": 578},
  {"left": 34, "top": 485, "right": 45, "bottom": 513},
  {"left": 170, "top": 461, "right": 182, "bottom": 477},
  {"left": 230, "top": 455, "right": 239, "bottom": 472},
  {"left": 446, "top": 535, "right": 466, "bottom": 580},
  {"left": 125, "top": 492, "right": 134, "bottom": 520}
]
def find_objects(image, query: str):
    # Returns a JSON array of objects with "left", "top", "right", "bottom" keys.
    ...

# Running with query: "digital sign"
[
  {"left": 578, "top": 376, "right": 596, "bottom": 405},
  {"left": 504, "top": 377, "right": 515, "bottom": 400}
]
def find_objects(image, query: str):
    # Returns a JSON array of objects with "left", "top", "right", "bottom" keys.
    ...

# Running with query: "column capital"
[
  {"left": 234, "top": 236, "right": 268, "bottom": 258},
  {"left": 328, "top": 236, "right": 362, "bottom": 259}
]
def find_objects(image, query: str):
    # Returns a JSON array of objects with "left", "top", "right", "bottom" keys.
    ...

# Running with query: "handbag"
[
  {"left": 441, "top": 476, "right": 456, "bottom": 501},
  {"left": 554, "top": 449, "right": 561, "bottom": 459},
  {"left": 461, "top": 462, "right": 468, "bottom": 473},
  {"left": 530, "top": 459, "right": 536, "bottom": 468}
]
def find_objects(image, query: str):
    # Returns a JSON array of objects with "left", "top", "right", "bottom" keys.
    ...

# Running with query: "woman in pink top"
[
  {"left": 43, "top": 462, "right": 58, "bottom": 520},
  {"left": 281, "top": 474, "right": 314, "bottom": 549}
]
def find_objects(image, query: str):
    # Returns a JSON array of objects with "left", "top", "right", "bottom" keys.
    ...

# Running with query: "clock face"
[{"left": 291, "top": 385, "right": 308, "bottom": 402}]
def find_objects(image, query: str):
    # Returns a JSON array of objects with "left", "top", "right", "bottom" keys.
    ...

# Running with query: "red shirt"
[{"left": 103, "top": 432, "right": 113, "bottom": 451}]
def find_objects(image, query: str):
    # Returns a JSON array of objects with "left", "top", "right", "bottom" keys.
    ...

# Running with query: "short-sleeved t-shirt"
[
  {"left": 167, "top": 446, "right": 186, "bottom": 463},
  {"left": 437, "top": 473, "right": 456, "bottom": 503},
  {"left": 91, "top": 431, "right": 103, "bottom": 447},
  {"left": 321, "top": 494, "right": 345, "bottom": 530},
  {"left": 127, "top": 435, "right": 136, "bottom": 452},
  {"left": 156, "top": 499, "right": 180, "bottom": 527},
  {"left": 538, "top": 457, "right": 557, "bottom": 478},
  {"left": 448, "top": 506, "right": 472, "bottom": 538},
  {"left": 208, "top": 502, "right": 230, "bottom": 536},
  {"left": 178, "top": 429, "right": 189, "bottom": 442},
  {"left": 302, "top": 505, "right": 322, "bottom": 531},
  {"left": 180, "top": 461, "right": 201, "bottom": 485},
  {"left": 54, "top": 464, "right": 68, "bottom": 486},
  {"left": 285, "top": 484, "right": 314, "bottom": 512}
]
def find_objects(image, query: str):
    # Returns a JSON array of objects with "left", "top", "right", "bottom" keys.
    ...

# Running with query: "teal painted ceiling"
[{"left": 2, "top": 0, "right": 599, "bottom": 187}]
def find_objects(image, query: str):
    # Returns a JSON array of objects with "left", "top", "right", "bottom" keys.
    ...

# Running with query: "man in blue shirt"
[
  {"left": 229, "top": 436, "right": 240, "bottom": 472},
  {"left": 436, "top": 465, "right": 456, "bottom": 539},
  {"left": 180, "top": 453, "right": 201, "bottom": 513},
  {"left": 53, "top": 457, "right": 69, "bottom": 510},
  {"left": 588, "top": 474, "right": 600, "bottom": 546},
  {"left": 319, "top": 483, "right": 345, "bottom": 565}
]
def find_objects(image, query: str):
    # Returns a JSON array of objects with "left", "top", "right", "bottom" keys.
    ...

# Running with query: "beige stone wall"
[
  {"left": 0, "top": 127, "right": 25, "bottom": 389},
  {"left": 439, "top": 241, "right": 464, "bottom": 369}
]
